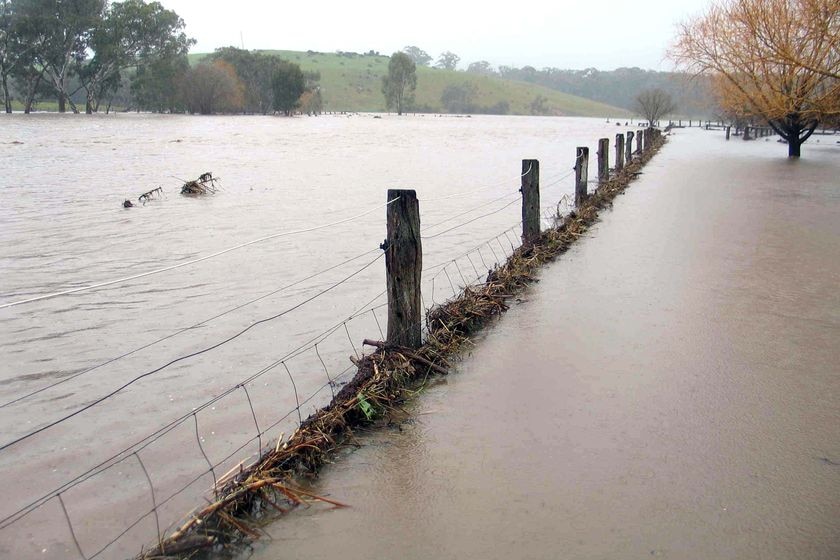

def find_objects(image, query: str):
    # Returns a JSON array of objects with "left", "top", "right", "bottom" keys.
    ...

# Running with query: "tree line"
[
  {"left": 0, "top": 0, "right": 319, "bottom": 115},
  {"left": 397, "top": 45, "right": 713, "bottom": 116}
]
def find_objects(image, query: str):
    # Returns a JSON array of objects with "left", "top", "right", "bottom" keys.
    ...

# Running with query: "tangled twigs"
[
  {"left": 362, "top": 339, "right": 451, "bottom": 376},
  {"left": 137, "top": 134, "right": 666, "bottom": 559}
]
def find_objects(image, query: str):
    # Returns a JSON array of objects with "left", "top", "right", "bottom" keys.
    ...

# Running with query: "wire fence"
[{"left": 0, "top": 129, "right": 647, "bottom": 559}]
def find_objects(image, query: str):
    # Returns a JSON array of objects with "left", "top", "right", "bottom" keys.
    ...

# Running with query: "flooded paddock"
[{"left": 0, "top": 113, "right": 632, "bottom": 558}]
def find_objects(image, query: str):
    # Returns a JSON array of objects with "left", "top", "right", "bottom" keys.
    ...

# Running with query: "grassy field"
[{"left": 189, "top": 50, "right": 628, "bottom": 117}]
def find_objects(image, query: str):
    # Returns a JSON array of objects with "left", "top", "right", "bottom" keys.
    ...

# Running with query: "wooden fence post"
[
  {"left": 726, "top": 126, "right": 731, "bottom": 140},
  {"left": 520, "top": 159, "right": 540, "bottom": 245},
  {"left": 636, "top": 130, "right": 644, "bottom": 154},
  {"left": 626, "top": 131, "right": 634, "bottom": 162},
  {"left": 615, "top": 133, "right": 625, "bottom": 173},
  {"left": 597, "top": 138, "right": 609, "bottom": 183},
  {"left": 575, "top": 147, "right": 589, "bottom": 207},
  {"left": 385, "top": 189, "right": 422, "bottom": 349},
  {"left": 743, "top": 126, "right": 751, "bottom": 140}
]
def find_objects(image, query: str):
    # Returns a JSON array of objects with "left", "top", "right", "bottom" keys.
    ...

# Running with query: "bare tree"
[
  {"left": 635, "top": 88, "right": 677, "bottom": 127},
  {"left": 672, "top": 0, "right": 840, "bottom": 157}
]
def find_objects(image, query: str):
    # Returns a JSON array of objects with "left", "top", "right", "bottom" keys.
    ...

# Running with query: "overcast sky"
[{"left": 156, "top": 0, "right": 712, "bottom": 71}]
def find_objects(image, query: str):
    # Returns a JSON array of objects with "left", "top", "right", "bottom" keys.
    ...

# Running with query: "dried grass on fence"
[{"left": 139, "top": 134, "right": 666, "bottom": 559}]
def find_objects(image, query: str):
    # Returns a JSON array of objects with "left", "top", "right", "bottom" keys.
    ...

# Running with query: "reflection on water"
[{"left": 0, "top": 113, "right": 629, "bottom": 558}]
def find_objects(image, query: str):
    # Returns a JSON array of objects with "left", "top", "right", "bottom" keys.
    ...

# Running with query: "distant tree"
[
  {"left": 672, "top": 0, "right": 840, "bottom": 157},
  {"left": 435, "top": 51, "right": 460, "bottom": 71},
  {"left": 440, "top": 82, "right": 477, "bottom": 113},
  {"left": 299, "top": 69, "right": 322, "bottom": 114},
  {"left": 78, "top": 0, "right": 192, "bottom": 113},
  {"left": 180, "top": 60, "right": 244, "bottom": 114},
  {"left": 382, "top": 51, "right": 416, "bottom": 115},
  {"left": 466, "top": 60, "right": 494, "bottom": 76},
  {"left": 634, "top": 88, "right": 676, "bottom": 127},
  {"left": 212, "top": 47, "right": 282, "bottom": 114},
  {"left": 131, "top": 51, "right": 188, "bottom": 112},
  {"left": 486, "top": 99, "right": 509, "bottom": 115},
  {"left": 298, "top": 88, "right": 322, "bottom": 114},
  {"left": 402, "top": 45, "right": 432, "bottom": 66},
  {"left": 529, "top": 94, "right": 549, "bottom": 115},
  {"left": 22, "top": 0, "right": 106, "bottom": 112},
  {"left": 271, "top": 59, "right": 305, "bottom": 115},
  {"left": 0, "top": 0, "right": 23, "bottom": 112}
]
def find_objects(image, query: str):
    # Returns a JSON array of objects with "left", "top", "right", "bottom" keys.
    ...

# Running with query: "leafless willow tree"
[
  {"left": 671, "top": 0, "right": 840, "bottom": 157},
  {"left": 635, "top": 88, "right": 677, "bottom": 127}
]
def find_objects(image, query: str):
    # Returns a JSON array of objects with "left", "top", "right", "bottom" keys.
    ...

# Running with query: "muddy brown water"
[
  {"left": 0, "top": 113, "right": 632, "bottom": 558},
  {"left": 248, "top": 129, "right": 840, "bottom": 560}
]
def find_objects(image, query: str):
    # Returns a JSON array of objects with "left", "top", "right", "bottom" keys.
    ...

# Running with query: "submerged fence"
[{"left": 0, "top": 126, "right": 663, "bottom": 560}]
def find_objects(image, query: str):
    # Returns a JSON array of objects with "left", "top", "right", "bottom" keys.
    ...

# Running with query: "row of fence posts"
[
  {"left": 669, "top": 119, "right": 721, "bottom": 128},
  {"left": 385, "top": 127, "right": 662, "bottom": 348},
  {"left": 725, "top": 125, "right": 775, "bottom": 140}
]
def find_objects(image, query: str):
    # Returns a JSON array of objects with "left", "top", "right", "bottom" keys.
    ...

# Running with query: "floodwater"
[
  {"left": 249, "top": 129, "right": 840, "bottom": 560},
  {"left": 0, "top": 113, "right": 630, "bottom": 558}
]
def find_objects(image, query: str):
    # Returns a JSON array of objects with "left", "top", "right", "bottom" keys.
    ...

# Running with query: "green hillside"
[{"left": 188, "top": 50, "right": 628, "bottom": 117}]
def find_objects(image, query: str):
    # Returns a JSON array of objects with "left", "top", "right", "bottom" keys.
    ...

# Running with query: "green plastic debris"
[{"left": 357, "top": 393, "right": 375, "bottom": 421}]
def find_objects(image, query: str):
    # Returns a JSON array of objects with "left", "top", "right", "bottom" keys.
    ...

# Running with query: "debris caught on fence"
[
  {"left": 181, "top": 172, "right": 219, "bottom": 196},
  {"left": 137, "top": 134, "right": 667, "bottom": 560},
  {"left": 138, "top": 186, "right": 164, "bottom": 205}
]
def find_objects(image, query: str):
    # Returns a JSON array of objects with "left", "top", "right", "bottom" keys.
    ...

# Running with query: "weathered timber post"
[
  {"left": 520, "top": 159, "right": 540, "bottom": 245},
  {"left": 597, "top": 138, "right": 609, "bottom": 184},
  {"left": 575, "top": 147, "right": 589, "bottom": 207},
  {"left": 743, "top": 126, "right": 751, "bottom": 140},
  {"left": 726, "top": 126, "right": 731, "bottom": 140},
  {"left": 385, "top": 189, "right": 422, "bottom": 349},
  {"left": 615, "top": 133, "right": 625, "bottom": 172},
  {"left": 636, "top": 130, "right": 644, "bottom": 154},
  {"left": 626, "top": 131, "right": 634, "bottom": 162}
]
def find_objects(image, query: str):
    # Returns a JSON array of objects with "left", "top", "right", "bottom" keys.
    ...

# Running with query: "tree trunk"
[
  {"left": 2, "top": 76, "right": 11, "bottom": 113},
  {"left": 788, "top": 138, "right": 801, "bottom": 157},
  {"left": 768, "top": 115, "right": 818, "bottom": 159},
  {"left": 58, "top": 93, "right": 66, "bottom": 113}
]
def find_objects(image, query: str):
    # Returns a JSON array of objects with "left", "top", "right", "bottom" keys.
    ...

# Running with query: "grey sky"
[{"left": 158, "top": 0, "right": 712, "bottom": 71}]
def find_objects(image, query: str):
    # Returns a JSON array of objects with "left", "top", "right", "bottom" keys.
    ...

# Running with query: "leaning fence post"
[
  {"left": 575, "top": 147, "right": 589, "bottom": 207},
  {"left": 597, "top": 138, "right": 609, "bottom": 184},
  {"left": 520, "top": 159, "right": 540, "bottom": 245},
  {"left": 626, "top": 131, "right": 634, "bottom": 162},
  {"left": 385, "top": 189, "right": 422, "bottom": 349},
  {"left": 615, "top": 133, "right": 625, "bottom": 172}
]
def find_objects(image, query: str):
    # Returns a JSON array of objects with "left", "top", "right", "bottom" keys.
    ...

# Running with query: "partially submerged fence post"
[
  {"left": 385, "top": 189, "right": 422, "bottom": 349},
  {"left": 575, "top": 147, "right": 589, "bottom": 207},
  {"left": 615, "top": 133, "right": 625, "bottom": 172},
  {"left": 597, "top": 138, "right": 609, "bottom": 184},
  {"left": 626, "top": 131, "right": 634, "bottom": 161},
  {"left": 520, "top": 159, "right": 540, "bottom": 245}
]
